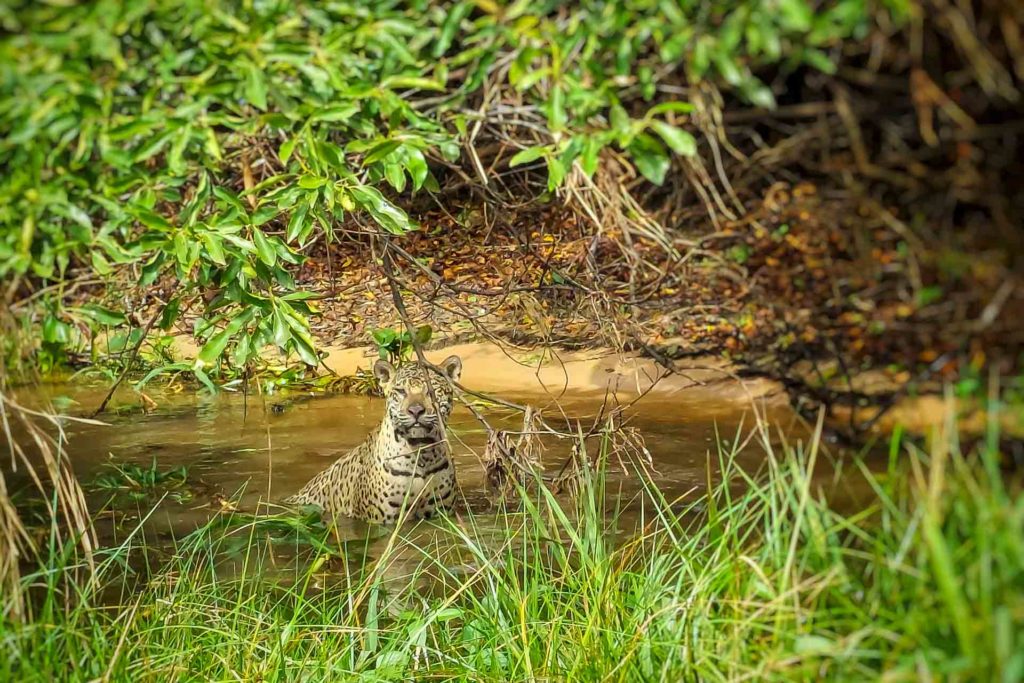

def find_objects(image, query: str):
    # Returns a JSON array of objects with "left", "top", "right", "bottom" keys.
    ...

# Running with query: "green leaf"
[
  {"left": 404, "top": 148, "right": 429, "bottom": 191},
  {"left": 193, "top": 366, "right": 217, "bottom": 392},
  {"left": 286, "top": 203, "right": 311, "bottom": 243},
  {"left": 159, "top": 298, "right": 181, "bottom": 331},
  {"left": 713, "top": 54, "right": 743, "bottom": 86},
  {"left": 803, "top": 48, "right": 837, "bottom": 74},
  {"left": 197, "top": 329, "right": 231, "bottom": 366},
  {"left": 433, "top": 607, "right": 462, "bottom": 622},
  {"left": 133, "top": 131, "right": 172, "bottom": 163},
  {"left": 382, "top": 76, "right": 444, "bottom": 91},
  {"left": 374, "top": 651, "right": 410, "bottom": 677},
  {"left": 580, "top": 137, "right": 602, "bottom": 177},
  {"left": 167, "top": 125, "right": 191, "bottom": 173},
  {"left": 649, "top": 120, "right": 697, "bottom": 157},
  {"left": 252, "top": 229, "right": 277, "bottom": 266},
  {"left": 222, "top": 234, "right": 255, "bottom": 252},
  {"left": 559, "top": 136, "right": 582, "bottom": 170},
  {"left": 251, "top": 204, "right": 278, "bottom": 226},
  {"left": 638, "top": 64, "right": 656, "bottom": 100},
  {"left": 384, "top": 162, "right": 406, "bottom": 192},
  {"left": 298, "top": 175, "right": 327, "bottom": 189},
  {"left": 272, "top": 311, "right": 291, "bottom": 348},
  {"left": 197, "top": 309, "right": 254, "bottom": 367},
  {"left": 213, "top": 186, "right": 248, "bottom": 215},
  {"left": 312, "top": 104, "right": 359, "bottom": 123},
  {"left": 794, "top": 635, "right": 834, "bottom": 655},
  {"left": 273, "top": 239, "right": 302, "bottom": 265},
  {"left": 76, "top": 304, "right": 127, "bottom": 326},
  {"left": 244, "top": 62, "right": 268, "bottom": 110},
  {"left": 297, "top": 212, "right": 318, "bottom": 244},
  {"left": 91, "top": 250, "right": 113, "bottom": 275},
  {"left": 291, "top": 331, "right": 319, "bottom": 366},
  {"left": 202, "top": 233, "right": 226, "bottom": 265},
  {"left": 921, "top": 502, "right": 974, "bottom": 657},
  {"left": 546, "top": 156, "right": 566, "bottom": 190},
  {"left": 628, "top": 134, "right": 670, "bottom": 185},
  {"left": 66, "top": 204, "right": 92, "bottom": 229},
  {"left": 646, "top": 101, "right": 695, "bottom": 117},
  {"left": 279, "top": 137, "right": 297, "bottom": 164},
  {"left": 108, "top": 118, "right": 159, "bottom": 140},
  {"left": 547, "top": 85, "right": 567, "bottom": 131},
  {"left": 741, "top": 79, "right": 778, "bottom": 109},
  {"left": 280, "top": 290, "right": 319, "bottom": 301},
  {"left": 434, "top": 1, "right": 471, "bottom": 57},
  {"left": 204, "top": 127, "right": 223, "bottom": 161},
  {"left": 349, "top": 185, "right": 414, "bottom": 235},
  {"left": 279, "top": 303, "right": 318, "bottom": 365},
  {"left": 509, "top": 146, "right": 547, "bottom": 167},
  {"left": 372, "top": 328, "right": 397, "bottom": 347},
  {"left": 37, "top": 316, "right": 69, "bottom": 344},
  {"left": 132, "top": 207, "right": 172, "bottom": 231},
  {"left": 232, "top": 333, "right": 252, "bottom": 367},
  {"left": 140, "top": 254, "right": 166, "bottom": 286},
  {"left": 513, "top": 68, "right": 551, "bottom": 92},
  {"left": 610, "top": 105, "right": 631, "bottom": 136},
  {"left": 318, "top": 141, "right": 347, "bottom": 171},
  {"left": 779, "top": 0, "right": 813, "bottom": 31},
  {"left": 135, "top": 362, "right": 190, "bottom": 390},
  {"left": 362, "top": 140, "right": 402, "bottom": 165}
]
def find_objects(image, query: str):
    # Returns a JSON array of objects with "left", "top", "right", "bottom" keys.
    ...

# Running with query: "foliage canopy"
[{"left": 0, "top": 0, "right": 905, "bottom": 378}]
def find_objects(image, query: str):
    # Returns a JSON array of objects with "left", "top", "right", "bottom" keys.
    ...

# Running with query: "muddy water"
[{"left": 4, "top": 381, "right": 876, "bottom": 584}]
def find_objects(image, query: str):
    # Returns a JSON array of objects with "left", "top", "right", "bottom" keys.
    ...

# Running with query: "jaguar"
[{"left": 284, "top": 356, "right": 462, "bottom": 525}]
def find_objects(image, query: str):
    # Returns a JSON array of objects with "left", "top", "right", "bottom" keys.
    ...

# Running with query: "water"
[{"left": 3, "top": 381, "right": 877, "bottom": 583}]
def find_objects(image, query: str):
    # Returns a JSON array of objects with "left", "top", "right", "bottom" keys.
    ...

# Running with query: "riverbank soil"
[{"left": 298, "top": 183, "right": 1023, "bottom": 439}]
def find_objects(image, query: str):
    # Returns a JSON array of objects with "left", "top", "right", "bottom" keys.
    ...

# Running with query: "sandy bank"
[{"left": 320, "top": 342, "right": 784, "bottom": 403}]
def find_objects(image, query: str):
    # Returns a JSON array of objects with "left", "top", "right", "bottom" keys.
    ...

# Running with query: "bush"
[{"left": 0, "top": 0, "right": 906, "bottom": 377}]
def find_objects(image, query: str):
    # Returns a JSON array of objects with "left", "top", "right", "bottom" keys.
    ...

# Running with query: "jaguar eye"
[{"left": 393, "top": 388, "right": 407, "bottom": 397}]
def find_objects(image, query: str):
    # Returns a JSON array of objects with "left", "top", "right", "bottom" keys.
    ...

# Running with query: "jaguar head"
[{"left": 374, "top": 355, "right": 462, "bottom": 445}]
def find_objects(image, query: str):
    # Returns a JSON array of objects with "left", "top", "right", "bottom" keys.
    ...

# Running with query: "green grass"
[
  {"left": 90, "top": 459, "right": 189, "bottom": 494},
  {"left": 88, "top": 459, "right": 194, "bottom": 510},
  {"left": 2, "top": 419, "right": 1022, "bottom": 682}
]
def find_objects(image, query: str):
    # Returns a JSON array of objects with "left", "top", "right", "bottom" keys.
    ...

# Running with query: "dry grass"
[{"left": 0, "top": 377, "right": 100, "bottom": 621}]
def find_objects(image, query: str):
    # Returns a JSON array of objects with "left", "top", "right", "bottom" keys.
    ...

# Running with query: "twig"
[
  {"left": 378, "top": 237, "right": 505, "bottom": 420},
  {"left": 91, "top": 307, "right": 163, "bottom": 418},
  {"left": 241, "top": 152, "right": 257, "bottom": 209}
]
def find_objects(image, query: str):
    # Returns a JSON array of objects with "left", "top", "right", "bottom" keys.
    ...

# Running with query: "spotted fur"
[{"left": 284, "top": 356, "right": 462, "bottom": 525}]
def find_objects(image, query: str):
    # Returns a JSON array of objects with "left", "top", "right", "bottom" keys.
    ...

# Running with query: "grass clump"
[
  {"left": 2, "top": 417, "right": 1022, "bottom": 681},
  {"left": 90, "top": 460, "right": 189, "bottom": 495},
  {"left": 88, "top": 459, "right": 195, "bottom": 510}
]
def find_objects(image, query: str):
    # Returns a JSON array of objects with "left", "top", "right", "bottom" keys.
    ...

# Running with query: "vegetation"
[
  {"left": 1, "top": 2, "right": 1021, "bottom": 681},
  {"left": 373, "top": 324, "right": 433, "bottom": 362},
  {"left": 90, "top": 460, "right": 188, "bottom": 493},
  {"left": 89, "top": 459, "right": 191, "bottom": 506},
  {"left": 2, "top": 415, "right": 1021, "bottom": 681},
  {"left": 0, "top": 0, "right": 913, "bottom": 384}
]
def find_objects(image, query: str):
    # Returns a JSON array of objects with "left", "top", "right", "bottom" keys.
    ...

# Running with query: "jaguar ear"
[
  {"left": 440, "top": 355, "right": 462, "bottom": 382},
  {"left": 373, "top": 359, "right": 395, "bottom": 386}
]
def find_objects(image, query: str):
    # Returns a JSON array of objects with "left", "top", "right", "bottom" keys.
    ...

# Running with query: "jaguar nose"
[{"left": 407, "top": 403, "right": 425, "bottom": 421}]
